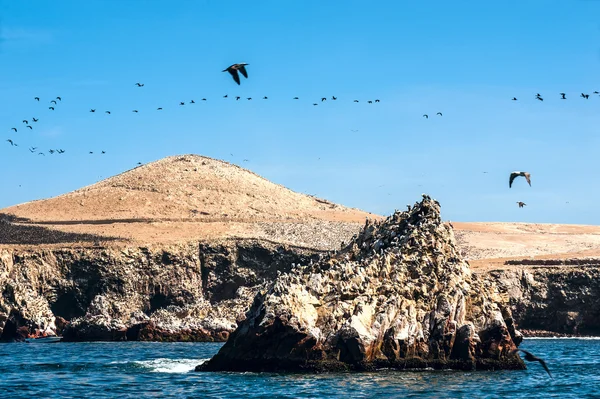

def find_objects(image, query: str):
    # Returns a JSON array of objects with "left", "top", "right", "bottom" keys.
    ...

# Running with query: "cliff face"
[
  {"left": 0, "top": 241, "right": 320, "bottom": 342},
  {"left": 482, "top": 264, "right": 600, "bottom": 336},
  {"left": 197, "top": 197, "right": 525, "bottom": 372}
]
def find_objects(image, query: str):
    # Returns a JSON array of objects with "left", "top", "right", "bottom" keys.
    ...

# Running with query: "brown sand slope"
[
  {"left": 0, "top": 155, "right": 377, "bottom": 248},
  {"left": 454, "top": 222, "right": 600, "bottom": 269}
]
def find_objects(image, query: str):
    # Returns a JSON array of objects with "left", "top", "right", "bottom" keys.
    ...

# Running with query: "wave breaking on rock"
[{"left": 197, "top": 196, "right": 525, "bottom": 372}]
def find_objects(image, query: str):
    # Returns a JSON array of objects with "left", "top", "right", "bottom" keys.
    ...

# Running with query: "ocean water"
[{"left": 0, "top": 339, "right": 598, "bottom": 398}]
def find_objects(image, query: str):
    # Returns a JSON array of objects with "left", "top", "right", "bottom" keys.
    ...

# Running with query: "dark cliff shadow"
[{"left": 0, "top": 213, "right": 123, "bottom": 245}]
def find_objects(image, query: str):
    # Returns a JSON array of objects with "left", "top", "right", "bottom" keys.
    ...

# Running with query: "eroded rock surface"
[
  {"left": 197, "top": 197, "right": 525, "bottom": 372},
  {"left": 0, "top": 241, "right": 319, "bottom": 342}
]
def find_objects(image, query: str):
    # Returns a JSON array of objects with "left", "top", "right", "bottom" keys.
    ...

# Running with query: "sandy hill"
[
  {"left": 0, "top": 155, "right": 376, "bottom": 248},
  {"left": 454, "top": 222, "right": 600, "bottom": 269},
  {"left": 2, "top": 155, "right": 599, "bottom": 263}
]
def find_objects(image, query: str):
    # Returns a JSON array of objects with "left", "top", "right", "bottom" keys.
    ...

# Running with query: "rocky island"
[{"left": 197, "top": 196, "right": 524, "bottom": 372}]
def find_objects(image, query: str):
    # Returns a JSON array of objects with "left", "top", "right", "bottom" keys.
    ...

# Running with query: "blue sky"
[{"left": 1, "top": 0, "right": 600, "bottom": 223}]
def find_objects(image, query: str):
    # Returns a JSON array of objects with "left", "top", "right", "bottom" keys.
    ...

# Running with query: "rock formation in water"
[{"left": 197, "top": 196, "right": 525, "bottom": 372}]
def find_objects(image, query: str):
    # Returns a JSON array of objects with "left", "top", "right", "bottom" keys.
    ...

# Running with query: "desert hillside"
[
  {"left": 2, "top": 155, "right": 599, "bottom": 263},
  {"left": 0, "top": 155, "right": 376, "bottom": 248},
  {"left": 454, "top": 222, "right": 600, "bottom": 269}
]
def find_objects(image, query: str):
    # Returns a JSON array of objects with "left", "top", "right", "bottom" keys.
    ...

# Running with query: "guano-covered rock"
[{"left": 197, "top": 196, "right": 526, "bottom": 372}]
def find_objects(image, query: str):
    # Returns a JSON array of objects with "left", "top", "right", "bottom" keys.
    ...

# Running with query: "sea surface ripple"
[{"left": 0, "top": 339, "right": 598, "bottom": 398}]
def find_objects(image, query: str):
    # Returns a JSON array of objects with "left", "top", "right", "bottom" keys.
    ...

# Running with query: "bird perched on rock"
[
  {"left": 223, "top": 63, "right": 249, "bottom": 85},
  {"left": 511, "top": 349, "right": 552, "bottom": 378},
  {"left": 517, "top": 201, "right": 526, "bottom": 208},
  {"left": 509, "top": 171, "right": 531, "bottom": 188},
  {"left": 560, "top": 93, "right": 566, "bottom": 99}
]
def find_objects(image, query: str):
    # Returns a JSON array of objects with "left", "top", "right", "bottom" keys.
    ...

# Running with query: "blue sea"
[{"left": 0, "top": 339, "right": 598, "bottom": 398}]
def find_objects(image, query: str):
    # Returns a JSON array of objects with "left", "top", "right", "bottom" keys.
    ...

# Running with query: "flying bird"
[
  {"left": 263, "top": 96, "right": 268, "bottom": 100},
  {"left": 190, "top": 100, "right": 195, "bottom": 104},
  {"left": 202, "top": 98, "right": 207, "bottom": 101},
  {"left": 332, "top": 96, "right": 337, "bottom": 100},
  {"left": 105, "top": 111, "right": 111, "bottom": 114},
  {"left": 132, "top": 110, "right": 139, "bottom": 113},
  {"left": 517, "top": 201, "right": 526, "bottom": 208},
  {"left": 235, "top": 96, "right": 241, "bottom": 100},
  {"left": 354, "top": 100, "right": 359, "bottom": 103},
  {"left": 560, "top": 93, "right": 566, "bottom": 99},
  {"left": 581, "top": 93, "right": 589, "bottom": 99},
  {"left": 32, "top": 118, "right": 38, "bottom": 122},
  {"left": 11, "top": 127, "right": 17, "bottom": 132},
  {"left": 49, "top": 149, "right": 55, "bottom": 154},
  {"left": 38, "top": 152, "right": 45, "bottom": 156},
  {"left": 368, "top": 100, "right": 373, "bottom": 104},
  {"left": 222, "top": 63, "right": 249, "bottom": 85},
  {"left": 34, "top": 97, "right": 40, "bottom": 101},
  {"left": 437, "top": 112, "right": 443, "bottom": 116},
  {"left": 594, "top": 91, "right": 599, "bottom": 94},
  {"left": 29, "top": 147, "right": 37, "bottom": 152},
  {"left": 6, "top": 139, "right": 14, "bottom": 146},
  {"left": 423, "top": 114, "right": 428, "bottom": 119},
  {"left": 509, "top": 171, "right": 531, "bottom": 188},
  {"left": 511, "top": 349, "right": 552, "bottom": 378},
  {"left": 157, "top": 107, "right": 163, "bottom": 110},
  {"left": 57, "top": 149, "right": 65, "bottom": 154},
  {"left": 375, "top": 99, "right": 380, "bottom": 102},
  {"left": 26, "top": 125, "right": 32, "bottom": 130},
  {"left": 101, "top": 151, "right": 106, "bottom": 154},
  {"left": 135, "top": 83, "right": 144, "bottom": 87},
  {"left": 56, "top": 96, "right": 62, "bottom": 101},
  {"left": 223, "top": 94, "right": 228, "bottom": 98},
  {"left": 321, "top": 97, "right": 327, "bottom": 102},
  {"left": 511, "top": 97, "right": 517, "bottom": 101},
  {"left": 313, "top": 103, "right": 318, "bottom": 106},
  {"left": 89, "top": 151, "right": 94, "bottom": 154},
  {"left": 137, "top": 162, "right": 142, "bottom": 165},
  {"left": 51, "top": 100, "right": 57, "bottom": 105},
  {"left": 536, "top": 96, "right": 543, "bottom": 101},
  {"left": 293, "top": 97, "right": 299, "bottom": 100},
  {"left": 49, "top": 107, "right": 55, "bottom": 110},
  {"left": 90, "top": 109, "right": 96, "bottom": 113},
  {"left": 179, "top": 102, "right": 185, "bottom": 106},
  {"left": 23, "top": 120, "right": 28, "bottom": 124}
]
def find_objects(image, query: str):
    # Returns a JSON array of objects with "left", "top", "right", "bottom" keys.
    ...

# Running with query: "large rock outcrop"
[
  {"left": 197, "top": 197, "right": 525, "bottom": 372},
  {"left": 0, "top": 241, "right": 321, "bottom": 342}
]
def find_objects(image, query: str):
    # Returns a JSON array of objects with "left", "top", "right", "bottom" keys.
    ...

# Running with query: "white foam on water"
[{"left": 114, "top": 358, "right": 209, "bottom": 373}]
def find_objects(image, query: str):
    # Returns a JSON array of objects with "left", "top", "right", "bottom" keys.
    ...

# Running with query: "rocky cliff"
[
  {"left": 0, "top": 240, "right": 322, "bottom": 342},
  {"left": 482, "top": 264, "right": 600, "bottom": 336},
  {"left": 197, "top": 197, "right": 525, "bottom": 372}
]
